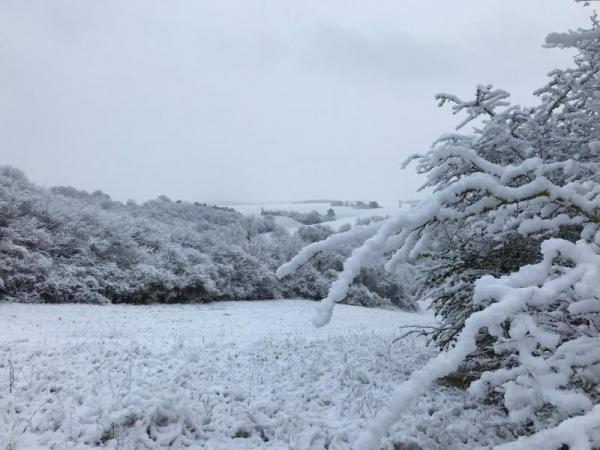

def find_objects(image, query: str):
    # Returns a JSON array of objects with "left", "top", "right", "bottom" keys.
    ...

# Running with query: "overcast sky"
[{"left": 0, "top": 1, "right": 591, "bottom": 203}]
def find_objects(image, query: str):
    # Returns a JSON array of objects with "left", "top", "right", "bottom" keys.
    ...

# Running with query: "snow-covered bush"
[
  {"left": 279, "top": 3, "right": 600, "bottom": 448},
  {"left": 0, "top": 167, "right": 410, "bottom": 308}
]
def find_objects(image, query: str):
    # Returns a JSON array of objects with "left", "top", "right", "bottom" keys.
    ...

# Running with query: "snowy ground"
[{"left": 0, "top": 300, "right": 505, "bottom": 449}]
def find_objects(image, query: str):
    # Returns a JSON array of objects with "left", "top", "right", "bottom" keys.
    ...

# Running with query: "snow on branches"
[{"left": 279, "top": 3, "right": 600, "bottom": 448}]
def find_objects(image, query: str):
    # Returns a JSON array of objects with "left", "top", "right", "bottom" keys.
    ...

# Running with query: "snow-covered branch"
[{"left": 280, "top": 3, "right": 600, "bottom": 448}]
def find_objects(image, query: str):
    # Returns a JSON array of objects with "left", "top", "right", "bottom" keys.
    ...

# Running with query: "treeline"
[
  {"left": 0, "top": 167, "right": 413, "bottom": 309},
  {"left": 330, "top": 200, "right": 380, "bottom": 209}
]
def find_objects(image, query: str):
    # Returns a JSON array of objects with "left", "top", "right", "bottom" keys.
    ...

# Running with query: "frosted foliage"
[
  {"left": 0, "top": 167, "right": 413, "bottom": 309},
  {"left": 279, "top": 3, "right": 600, "bottom": 448}
]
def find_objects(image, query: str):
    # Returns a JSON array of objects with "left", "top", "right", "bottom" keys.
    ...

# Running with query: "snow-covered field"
[
  {"left": 218, "top": 201, "right": 418, "bottom": 232},
  {"left": 0, "top": 301, "right": 503, "bottom": 449}
]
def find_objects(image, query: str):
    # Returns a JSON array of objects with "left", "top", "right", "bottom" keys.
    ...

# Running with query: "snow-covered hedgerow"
[
  {"left": 0, "top": 167, "right": 411, "bottom": 309},
  {"left": 279, "top": 3, "right": 600, "bottom": 449}
]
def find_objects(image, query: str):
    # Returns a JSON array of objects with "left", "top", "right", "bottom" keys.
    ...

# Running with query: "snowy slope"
[
  {"left": 0, "top": 301, "right": 504, "bottom": 449},
  {"left": 219, "top": 201, "right": 417, "bottom": 232}
]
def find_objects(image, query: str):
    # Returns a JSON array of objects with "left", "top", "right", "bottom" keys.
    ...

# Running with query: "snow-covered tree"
[{"left": 278, "top": 3, "right": 600, "bottom": 448}]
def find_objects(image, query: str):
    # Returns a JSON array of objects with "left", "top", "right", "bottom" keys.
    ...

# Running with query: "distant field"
[{"left": 219, "top": 201, "right": 416, "bottom": 232}]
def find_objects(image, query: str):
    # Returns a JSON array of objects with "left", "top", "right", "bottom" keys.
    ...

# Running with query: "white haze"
[{"left": 0, "top": 0, "right": 589, "bottom": 203}]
